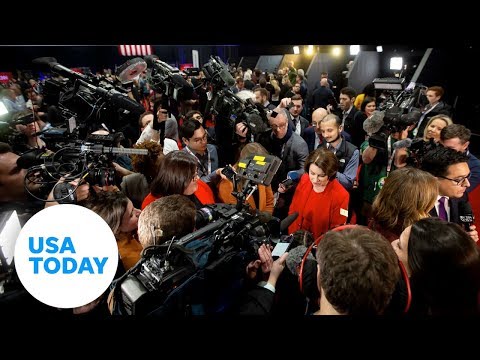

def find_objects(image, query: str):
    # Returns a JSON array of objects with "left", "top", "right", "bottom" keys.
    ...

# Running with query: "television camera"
[
  {"left": 202, "top": 56, "right": 268, "bottom": 135},
  {"left": 143, "top": 55, "right": 194, "bottom": 102},
  {"left": 367, "top": 107, "right": 422, "bottom": 150},
  {"left": 115, "top": 154, "right": 290, "bottom": 316},
  {"left": 33, "top": 57, "right": 145, "bottom": 140},
  {"left": 18, "top": 135, "right": 147, "bottom": 204},
  {"left": 375, "top": 78, "right": 427, "bottom": 113}
]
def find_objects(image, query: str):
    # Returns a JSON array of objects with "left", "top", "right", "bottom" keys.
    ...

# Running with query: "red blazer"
[
  {"left": 141, "top": 179, "right": 215, "bottom": 210},
  {"left": 288, "top": 174, "right": 349, "bottom": 240}
]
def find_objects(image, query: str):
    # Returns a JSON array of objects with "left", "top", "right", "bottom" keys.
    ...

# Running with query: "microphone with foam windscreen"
[
  {"left": 458, "top": 201, "right": 475, "bottom": 232},
  {"left": 280, "top": 212, "right": 299, "bottom": 233},
  {"left": 363, "top": 110, "right": 385, "bottom": 135},
  {"left": 393, "top": 138, "right": 413, "bottom": 150}
]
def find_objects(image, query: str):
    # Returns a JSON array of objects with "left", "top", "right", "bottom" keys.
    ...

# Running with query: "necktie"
[{"left": 438, "top": 196, "right": 448, "bottom": 221}]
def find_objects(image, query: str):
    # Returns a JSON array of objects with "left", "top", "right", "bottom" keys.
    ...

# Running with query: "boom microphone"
[
  {"left": 458, "top": 201, "right": 475, "bottom": 232},
  {"left": 32, "top": 57, "right": 88, "bottom": 81},
  {"left": 280, "top": 212, "right": 299, "bottom": 233}
]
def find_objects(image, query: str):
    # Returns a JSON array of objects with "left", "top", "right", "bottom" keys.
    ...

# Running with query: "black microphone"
[
  {"left": 458, "top": 201, "right": 475, "bottom": 232},
  {"left": 280, "top": 212, "right": 299, "bottom": 233},
  {"left": 32, "top": 57, "right": 88, "bottom": 81}
]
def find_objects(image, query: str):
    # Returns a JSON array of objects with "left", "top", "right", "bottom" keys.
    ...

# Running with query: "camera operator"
[
  {"left": 440, "top": 124, "right": 480, "bottom": 194},
  {"left": 0, "top": 142, "right": 44, "bottom": 222},
  {"left": 255, "top": 108, "right": 309, "bottom": 220},
  {"left": 136, "top": 98, "right": 177, "bottom": 149},
  {"left": 357, "top": 110, "right": 411, "bottom": 224}
]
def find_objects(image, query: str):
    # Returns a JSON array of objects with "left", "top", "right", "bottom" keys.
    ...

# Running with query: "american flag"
[{"left": 118, "top": 45, "right": 153, "bottom": 56}]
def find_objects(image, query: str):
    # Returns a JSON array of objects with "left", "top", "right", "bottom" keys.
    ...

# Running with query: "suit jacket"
[{"left": 429, "top": 196, "right": 466, "bottom": 225}]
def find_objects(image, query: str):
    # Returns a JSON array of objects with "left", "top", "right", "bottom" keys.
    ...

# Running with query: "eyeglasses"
[
  {"left": 191, "top": 133, "right": 208, "bottom": 143},
  {"left": 271, "top": 123, "right": 287, "bottom": 130},
  {"left": 438, "top": 173, "right": 471, "bottom": 186}
]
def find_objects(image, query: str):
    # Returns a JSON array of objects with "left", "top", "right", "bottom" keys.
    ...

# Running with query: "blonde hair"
[
  {"left": 372, "top": 167, "right": 438, "bottom": 232},
  {"left": 423, "top": 114, "right": 453, "bottom": 141}
]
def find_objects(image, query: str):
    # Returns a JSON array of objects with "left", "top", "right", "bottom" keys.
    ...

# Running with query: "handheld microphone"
[
  {"left": 458, "top": 201, "right": 475, "bottom": 232},
  {"left": 280, "top": 212, "right": 299, "bottom": 233}
]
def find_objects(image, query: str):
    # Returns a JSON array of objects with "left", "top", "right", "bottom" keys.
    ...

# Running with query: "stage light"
[
  {"left": 332, "top": 47, "right": 341, "bottom": 56},
  {"left": 350, "top": 45, "right": 360, "bottom": 56},
  {"left": 293, "top": 46, "right": 300, "bottom": 55},
  {"left": 376, "top": 46, "right": 383, "bottom": 53},
  {"left": 305, "top": 45, "right": 314, "bottom": 56},
  {"left": 390, "top": 57, "right": 403, "bottom": 70}
]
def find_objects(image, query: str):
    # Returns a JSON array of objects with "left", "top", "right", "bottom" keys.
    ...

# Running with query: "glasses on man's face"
[
  {"left": 192, "top": 133, "right": 208, "bottom": 143},
  {"left": 271, "top": 123, "right": 287, "bottom": 131},
  {"left": 438, "top": 173, "right": 471, "bottom": 186}
]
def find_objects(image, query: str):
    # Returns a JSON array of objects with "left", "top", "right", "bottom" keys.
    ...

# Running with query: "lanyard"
[
  {"left": 185, "top": 146, "right": 211, "bottom": 174},
  {"left": 386, "top": 135, "right": 395, "bottom": 176}
]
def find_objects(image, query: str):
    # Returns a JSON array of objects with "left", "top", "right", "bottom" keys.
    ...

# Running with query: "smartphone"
[
  {"left": 272, "top": 238, "right": 293, "bottom": 259},
  {"left": 221, "top": 165, "right": 237, "bottom": 181}
]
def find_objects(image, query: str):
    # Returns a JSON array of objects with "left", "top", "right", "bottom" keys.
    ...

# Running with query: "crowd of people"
[{"left": 1, "top": 59, "right": 480, "bottom": 317}]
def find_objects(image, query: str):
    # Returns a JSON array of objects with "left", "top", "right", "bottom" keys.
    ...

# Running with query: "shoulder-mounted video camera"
[
  {"left": 33, "top": 57, "right": 145, "bottom": 139},
  {"left": 143, "top": 55, "right": 194, "bottom": 102},
  {"left": 367, "top": 107, "right": 421, "bottom": 150}
]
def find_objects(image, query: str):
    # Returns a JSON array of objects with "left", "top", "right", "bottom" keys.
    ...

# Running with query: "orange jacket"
[{"left": 217, "top": 179, "right": 274, "bottom": 214}]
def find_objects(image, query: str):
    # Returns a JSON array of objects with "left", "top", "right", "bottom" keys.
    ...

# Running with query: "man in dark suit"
[
  {"left": 280, "top": 95, "right": 309, "bottom": 139},
  {"left": 327, "top": 87, "right": 360, "bottom": 142},
  {"left": 421, "top": 146, "right": 478, "bottom": 242}
]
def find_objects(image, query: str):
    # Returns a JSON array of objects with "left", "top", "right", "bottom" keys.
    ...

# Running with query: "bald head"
[
  {"left": 320, "top": 78, "right": 328, "bottom": 87},
  {"left": 312, "top": 108, "right": 328, "bottom": 122},
  {"left": 312, "top": 107, "right": 329, "bottom": 135}
]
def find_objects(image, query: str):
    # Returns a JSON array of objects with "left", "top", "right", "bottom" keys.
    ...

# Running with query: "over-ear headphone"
[{"left": 298, "top": 224, "right": 411, "bottom": 314}]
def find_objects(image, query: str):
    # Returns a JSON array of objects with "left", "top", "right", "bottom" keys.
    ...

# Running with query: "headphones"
[{"left": 298, "top": 224, "right": 411, "bottom": 314}]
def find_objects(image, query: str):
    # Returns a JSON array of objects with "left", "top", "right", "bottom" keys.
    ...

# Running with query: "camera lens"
[{"left": 195, "top": 207, "right": 214, "bottom": 229}]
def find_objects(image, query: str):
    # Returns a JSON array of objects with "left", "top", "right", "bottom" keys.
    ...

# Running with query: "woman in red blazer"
[{"left": 288, "top": 148, "right": 349, "bottom": 240}]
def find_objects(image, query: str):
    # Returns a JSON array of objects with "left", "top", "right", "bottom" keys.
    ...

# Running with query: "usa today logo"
[{"left": 14, "top": 205, "right": 118, "bottom": 309}]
